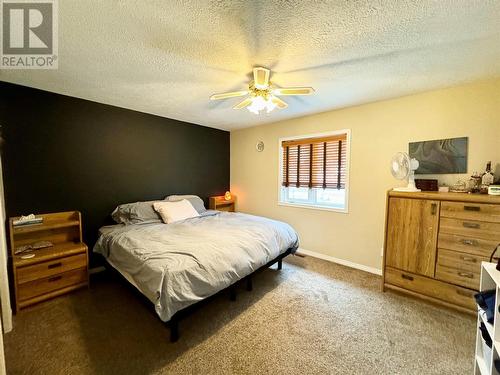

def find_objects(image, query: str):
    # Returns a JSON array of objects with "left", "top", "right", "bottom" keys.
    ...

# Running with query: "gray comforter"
[{"left": 94, "top": 211, "right": 298, "bottom": 321}]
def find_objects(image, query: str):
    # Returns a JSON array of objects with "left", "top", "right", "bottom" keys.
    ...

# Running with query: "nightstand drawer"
[
  {"left": 18, "top": 268, "right": 87, "bottom": 301},
  {"left": 215, "top": 204, "right": 234, "bottom": 212},
  {"left": 17, "top": 253, "right": 87, "bottom": 284}
]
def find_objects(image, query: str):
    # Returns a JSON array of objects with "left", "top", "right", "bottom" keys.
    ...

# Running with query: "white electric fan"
[{"left": 391, "top": 152, "right": 421, "bottom": 192}]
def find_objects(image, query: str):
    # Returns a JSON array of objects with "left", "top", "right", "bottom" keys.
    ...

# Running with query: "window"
[{"left": 279, "top": 130, "right": 350, "bottom": 212}]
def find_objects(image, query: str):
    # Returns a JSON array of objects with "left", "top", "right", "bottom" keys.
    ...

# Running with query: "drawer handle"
[
  {"left": 456, "top": 289, "right": 472, "bottom": 297},
  {"left": 457, "top": 272, "right": 474, "bottom": 278},
  {"left": 48, "top": 262, "right": 62, "bottom": 269},
  {"left": 401, "top": 274, "right": 414, "bottom": 281},
  {"left": 464, "top": 206, "right": 481, "bottom": 212},
  {"left": 463, "top": 222, "right": 480, "bottom": 229},
  {"left": 460, "top": 255, "right": 476, "bottom": 263},
  {"left": 48, "top": 276, "right": 62, "bottom": 282},
  {"left": 461, "top": 239, "right": 478, "bottom": 246}
]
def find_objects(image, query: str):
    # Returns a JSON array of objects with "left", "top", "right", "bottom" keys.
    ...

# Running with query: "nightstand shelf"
[
  {"left": 9, "top": 211, "right": 89, "bottom": 312},
  {"left": 12, "top": 219, "right": 80, "bottom": 234},
  {"left": 209, "top": 196, "right": 236, "bottom": 212}
]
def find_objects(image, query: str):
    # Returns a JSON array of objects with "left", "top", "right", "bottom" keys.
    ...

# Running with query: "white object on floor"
[{"left": 475, "top": 262, "right": 500, "bottom": 374}]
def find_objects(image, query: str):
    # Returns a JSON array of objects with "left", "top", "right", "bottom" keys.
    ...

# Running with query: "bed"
[{"left": 94, "top": 208, "right": 299, "bottom": 341}]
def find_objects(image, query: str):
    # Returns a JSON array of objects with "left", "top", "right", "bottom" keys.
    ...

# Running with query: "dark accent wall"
[{"left": 0, "top": 82, "right": 229, "bottom": 264}]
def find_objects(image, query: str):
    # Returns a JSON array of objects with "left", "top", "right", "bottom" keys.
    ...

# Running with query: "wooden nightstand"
[
  {"left": 209, "top": 196, "right": 236, "bottom": 212},
  {"left": 9, "top": 211, "right": 89, "bottom": 312}
]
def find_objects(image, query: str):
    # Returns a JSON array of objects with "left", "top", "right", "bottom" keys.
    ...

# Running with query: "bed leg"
[
  {"left": 277, "top": 259, "right": 282, "bottom": 270},
  {"left": 246, "top": 276, "right": 253, "bottom": 291},
  {"left": 229, "top": 286, "right": 237, "bottom": 301},
  {"left": 169, "top": 317, "right": 179, "bottom": 343}
]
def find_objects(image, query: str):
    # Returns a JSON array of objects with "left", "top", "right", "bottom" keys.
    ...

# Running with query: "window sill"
[{"left": 277, "top": 201, "right": 348, "bottom": 213}]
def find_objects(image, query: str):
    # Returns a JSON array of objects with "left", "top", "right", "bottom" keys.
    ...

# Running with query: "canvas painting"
[{"left": 409, "top": 137, "right": 468, "bottom": 174}]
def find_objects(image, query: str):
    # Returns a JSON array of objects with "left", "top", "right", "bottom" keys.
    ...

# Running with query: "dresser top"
[{"left": 388, "top": 190, "right": 500, "bottom": 204}]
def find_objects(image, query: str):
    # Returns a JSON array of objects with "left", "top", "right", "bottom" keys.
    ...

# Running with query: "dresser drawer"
[
  {"left": 437, "top": 248, "right": 486, "bottom": 273},
  {"left": 438, "top": 233, "right": 498, "bottom": 258},
  {"left": 441, "top": 201, "right": 500, "bottom": 223},
  {"left": 17, "top": 253, "right": 87, "bottom": 284},
  {"left": 435, "top": 263, "right": 480, "bottom": 290},
  {"left": 385, "top": 267, "right": 475, "bottom": 310},
  {"left": 439, "top": 217, "right": 500, "bottom": 241},
  {"left": 18, "top": 268, "right": 87, "bottom": 301}
]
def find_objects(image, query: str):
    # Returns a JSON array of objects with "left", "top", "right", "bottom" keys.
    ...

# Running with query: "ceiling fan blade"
[
  {"left": 271, "top": 96, "right": 288, "bottom": 109},
  {"left": 233, "top": 98, "right": 253, "bottom": 110},
  {"left": 253, "top": 67, "right": 270, "bottom": 89},
  {"left": 272, "top": 87, "right": 315, "bottom": 96},
  {"left": 210, "top": 90, "right": 248, "bottom": 100}
]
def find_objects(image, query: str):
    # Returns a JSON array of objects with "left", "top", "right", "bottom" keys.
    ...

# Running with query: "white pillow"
[
  {"left": 153, "top": 199, "right": 200, "bottom": 224},
  {"left": 164, "top": 195, "right": 206, "bottom": 213},
  {"left": 165, "top": 194, "right": 199, "bottom": 201}
]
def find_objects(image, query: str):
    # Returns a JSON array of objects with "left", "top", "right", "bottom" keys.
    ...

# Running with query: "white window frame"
[{"left": 277, "top": 129, "right": 351, "bottom": 213}]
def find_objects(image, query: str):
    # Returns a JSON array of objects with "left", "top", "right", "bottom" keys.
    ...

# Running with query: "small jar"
[{"left": 468, "top": 173, "right": 481, "bottom": 193}]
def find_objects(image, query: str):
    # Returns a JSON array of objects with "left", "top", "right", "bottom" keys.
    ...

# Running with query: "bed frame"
[
  {"left": 167, "top": 248, "right": 292, "bottom": 342},
  {"left": 105, "top": 247, "right": 293, "bottom": 342}
]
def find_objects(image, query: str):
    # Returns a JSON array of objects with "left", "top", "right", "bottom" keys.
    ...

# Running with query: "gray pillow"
[
  {"left": 165, "top": 195, "right": 207, "bottom": 214},
  {"left": 111, "top": 200, "right": 162, "bottom": 224}
]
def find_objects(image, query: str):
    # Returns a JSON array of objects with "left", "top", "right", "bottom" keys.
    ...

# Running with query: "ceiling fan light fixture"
[
  {"left": 210, "top": 67, "right": 314, "bottom": 115},
  {"left": 265, "top": 97, "right": 277, "bottom": 113},
  {"left": 247, "top": 95, "right": 277, "bottom": 114}
]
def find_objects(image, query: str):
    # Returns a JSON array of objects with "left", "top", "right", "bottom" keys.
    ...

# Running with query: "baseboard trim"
[
  {"left": 296, "top": 248, "right": 382, "bottom": 276},
  {"left": 2, "top": 307, "right": 12, "bottom": 333}
]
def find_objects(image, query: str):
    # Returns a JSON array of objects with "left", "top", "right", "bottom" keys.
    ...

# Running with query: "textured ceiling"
[{"left": 1, "top": 0, "right": 500, "bottom": 130}]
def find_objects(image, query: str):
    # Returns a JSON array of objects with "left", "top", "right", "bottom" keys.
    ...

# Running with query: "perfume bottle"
[{"left": 482, "top": 161, "right": 495, "bottom": 186}]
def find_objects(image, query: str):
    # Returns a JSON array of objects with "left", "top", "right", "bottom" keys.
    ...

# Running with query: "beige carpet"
[{"left": 4, "top": 255, "right": 475, "bottom": 374}]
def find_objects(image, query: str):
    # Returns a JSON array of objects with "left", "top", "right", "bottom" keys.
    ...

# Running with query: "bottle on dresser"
[{"left": 480, "top": 161, "right": 495, "bottom": 193}]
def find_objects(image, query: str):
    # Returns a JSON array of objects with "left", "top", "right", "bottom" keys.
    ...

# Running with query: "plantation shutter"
[{"left": 282, "top": 134, "right": 347, "bottom": 189}]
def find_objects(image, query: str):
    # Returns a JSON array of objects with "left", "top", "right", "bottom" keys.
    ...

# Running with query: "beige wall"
[{"left": 230, "top": 79, "right": 500, "bottom": 271}]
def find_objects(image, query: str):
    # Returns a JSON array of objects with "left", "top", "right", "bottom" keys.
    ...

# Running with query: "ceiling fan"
[{"left": 210, "top": 67, "right": 315, "bottom": 114}]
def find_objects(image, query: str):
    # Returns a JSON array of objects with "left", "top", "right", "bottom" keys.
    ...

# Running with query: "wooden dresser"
[
  {"left": 382, "top": 191, "right": 500, "bottom": 313},
  {"left": 9, "top": 211, "right": 89, "bottom": 312}
]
